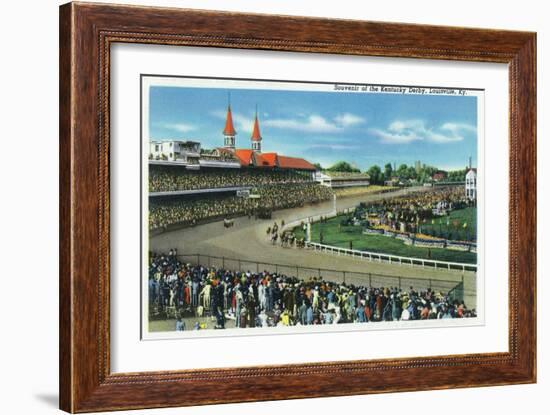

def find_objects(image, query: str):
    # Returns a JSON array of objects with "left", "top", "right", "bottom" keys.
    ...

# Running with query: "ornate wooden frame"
[{"left": 59, "top": 2, "right": 536, "bottom": 412}]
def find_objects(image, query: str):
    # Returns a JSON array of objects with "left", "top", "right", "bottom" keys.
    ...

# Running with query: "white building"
[
  {"left": 314, "top": 171, "right": 332, "bottom": 187},
  {"left": 314, "top": 171, "right": 370, "bottom": 188},
  {"left": 465, "top": 168, "right": 477, "bottom": 200},
  {"left": 149, "top": 140, "right": 201, "bottom": 163}
]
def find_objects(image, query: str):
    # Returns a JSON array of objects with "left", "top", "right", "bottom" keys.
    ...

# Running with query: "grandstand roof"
[
  {"left": 234, "top": 150, "right": 275, "bottom": 168},
  {"left": 253, "top": 153, "right": 271, "bottom": 168},
  {"left": 251, "top": 114, "right": 262, "bottom": 142},
  {"left": 234, "top": 149, "right": 255, "bottom": 166},
  {"left": 277, "top": 155, "right": 316, "bottom": 171},
  {"left": 232, "top": 150, "right": 314, "bottom": 170},
  {"left": 258, "top": 152, "right": 278, "bottom": 167},
  {"left": 223, "top": 105, "right": 237, "bottom": 136}
]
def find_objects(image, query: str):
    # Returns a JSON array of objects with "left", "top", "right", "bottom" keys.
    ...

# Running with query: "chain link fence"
[{"left": 176, "top": 253, "right": 470, "bottom": 299}]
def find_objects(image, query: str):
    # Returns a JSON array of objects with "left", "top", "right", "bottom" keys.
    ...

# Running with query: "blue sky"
[{"left": 148, "top": 84, "right": 478, "bottom": 171}]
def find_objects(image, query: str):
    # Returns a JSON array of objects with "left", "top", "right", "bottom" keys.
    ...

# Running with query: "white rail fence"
[
  {"left": 305, "top": 241, "right": 477, "bottom": 273},
  {"left": 280, "top": 200, "right": 352, "bottom": 235}
]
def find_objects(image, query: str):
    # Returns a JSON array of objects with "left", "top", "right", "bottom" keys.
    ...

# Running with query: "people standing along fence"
[{"left": 148, "top": 250, "right": 475, "bottom": 331}]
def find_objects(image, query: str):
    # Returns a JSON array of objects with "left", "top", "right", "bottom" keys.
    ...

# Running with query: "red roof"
[
  {"left": 231, "top": 149, "right": 315, "bottom": 171},
  {"left": 259, "top": 152, "right": 278, "bottom": 167},
  {"left": 234, "top": 151, "right": 275, "bottom": 168},
  {"left": 254, "top": 153, "right": 279, "bottom": 168},
  {"left": 253, "top": 153, "right": 268, "bottom": 167},
  {"left": 251, "top": 115, "right": 262, "bottom": 142},
  {"left": 277, "top": 155, "right": 316, "bottom": 171},
  {"left": 234, "top": 149, "right": 254, "bottom": 166},
  {"left": 223, "top": 106, "right": 237, "bottom": 136}
]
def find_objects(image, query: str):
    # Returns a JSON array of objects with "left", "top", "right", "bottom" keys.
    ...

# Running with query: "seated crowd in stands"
[
  {"left": 149, "top": 250, "right": 475, "bottom": 331},
  {"left": 149, "top": 183, "right": 334, "bottom": 231},
  {"left": 333, "top": 185, "right": 393, "bottom": 198},
  {"left": 324, "top": 171, "right": 371, "bottom": 179},
  {"left": 362, "top": 186, "right": 474, "bottom": 234},
  {"left": 149, "top": 166, "right": 312, "bottom": 193}
]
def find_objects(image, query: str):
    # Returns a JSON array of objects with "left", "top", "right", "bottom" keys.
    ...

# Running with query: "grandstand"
[
  {"left": 148, "top": 103, "right": 337, "bottom": 231},
  {"left": 314, "top": 171, "right": 371, "bottom": 188},
  {"left": 149, "top": 165, "right": 313, "bottom": 194},
  {"left": 149, "top": 183, "right": 333, "bottom": 231}
]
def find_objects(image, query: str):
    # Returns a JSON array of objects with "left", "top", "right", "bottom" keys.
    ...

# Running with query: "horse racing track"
[{"left": 149, "top": 187, "right": 477, "bottom": 321}]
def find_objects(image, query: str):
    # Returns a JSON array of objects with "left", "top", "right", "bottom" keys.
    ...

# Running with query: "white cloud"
[
  {"left": 264, "top": 112, "right": 365, "bottom": 133},
  {"left": 334, "top": 113, "right": 365, "bottom": 127},
  {"left": 371, "top": 120, "right": 476, "bottom": 144},
  {"left": 212, "top": 110, "right": 365, "bottom": 134},
  {"left": 161, "top": 122, "right": 196, "bottom": 133},
  {"left": 441, "top": 122, "right": 477, "bottom": 134},
  {"left": 309, "top": 143, "right": 360, "bottom": 151},
  {"left": 264, "top": 115, "right": 341, "bottom": 133}
]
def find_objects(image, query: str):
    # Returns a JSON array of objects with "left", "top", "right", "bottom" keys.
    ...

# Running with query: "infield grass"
[{"left": 294, "top": 214, "right": 477, "bottom": 264}]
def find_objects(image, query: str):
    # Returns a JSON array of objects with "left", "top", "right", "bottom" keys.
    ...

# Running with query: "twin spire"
[
  {"left": 222, "top": 104, "right": 237, "bottom": 137},
  {"left": 222, "top": 94, "right": 262, "bottom": 151},
  {"left": 251, "top": 105, "right": 262, "bottom": 143}
]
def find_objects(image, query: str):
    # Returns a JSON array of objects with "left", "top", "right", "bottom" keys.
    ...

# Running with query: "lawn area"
[
  {"left": 294, "top": 215, "right": 477, "bottom": 264},
  {"left": 419, "top": 207, "right": 477, "bottom": 242}
]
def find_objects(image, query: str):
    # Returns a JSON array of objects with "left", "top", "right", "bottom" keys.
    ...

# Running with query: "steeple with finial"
[
  {"left": 223, "top": 92, "right": 237, "bottom": 149},
  {"left": 251, "top": 105, "right": 262, "bottom": 152}
]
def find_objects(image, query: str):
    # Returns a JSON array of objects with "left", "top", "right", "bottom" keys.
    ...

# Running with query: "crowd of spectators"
[
  {"left": 198, "top": 149, "right": 239, "bottom": 162},
  {"left": 149, "top": 250, "right": 475, "bottom": 331},
  {"left": 325, "top": 171, "right": 371, "bottom": 179},
  {"left": 149, "top": 183, "right": 334, "bottom": 230},
  {"left": 149, "top": 166, "right": 312, "bottom": 193},
  {"left": 333, "top": 185, "right": 394, "bottom": 198},
  {"left": 361, "top": 186, "right": 474, "bottom": 234}
]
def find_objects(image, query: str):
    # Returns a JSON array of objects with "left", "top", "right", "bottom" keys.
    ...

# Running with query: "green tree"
[
  {"left": 407, "top": 166, "right": 417, "bottom": 181},
  {"left": 326, "top": 161, "right": 360, "bottom": 173},
  {"left": 367, "top": 165, "right": 383, "bottom": 184},
  {"left": 416, "top": 165, "right": 438, "bottom": 183},
  {"left": 396, "top": 163, "right": 409, "bottom": 179},
  {"left": 447, "top": 168, "right": 467, "bottom": 182},
  {"left": 384, "top": 163, "right": 393, "bottom": 180}
]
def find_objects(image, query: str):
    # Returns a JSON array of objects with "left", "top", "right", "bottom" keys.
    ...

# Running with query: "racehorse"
[
  {"left": 280, "top": 232, "right": 295, "bottom": 247},
  {"left": 280, "top": 233, "right": 287, "bottom": 247},
  {"left": 223, "top": 218, "right": 234, "bottom": 228}
]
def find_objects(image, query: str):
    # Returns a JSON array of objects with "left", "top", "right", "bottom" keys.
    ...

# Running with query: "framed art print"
[
  {"left": 59, "top": 2, "right": 536, "bottom": 412},
  {"left": 140, "top": 75, "right": 484, "bottom": 342}
]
